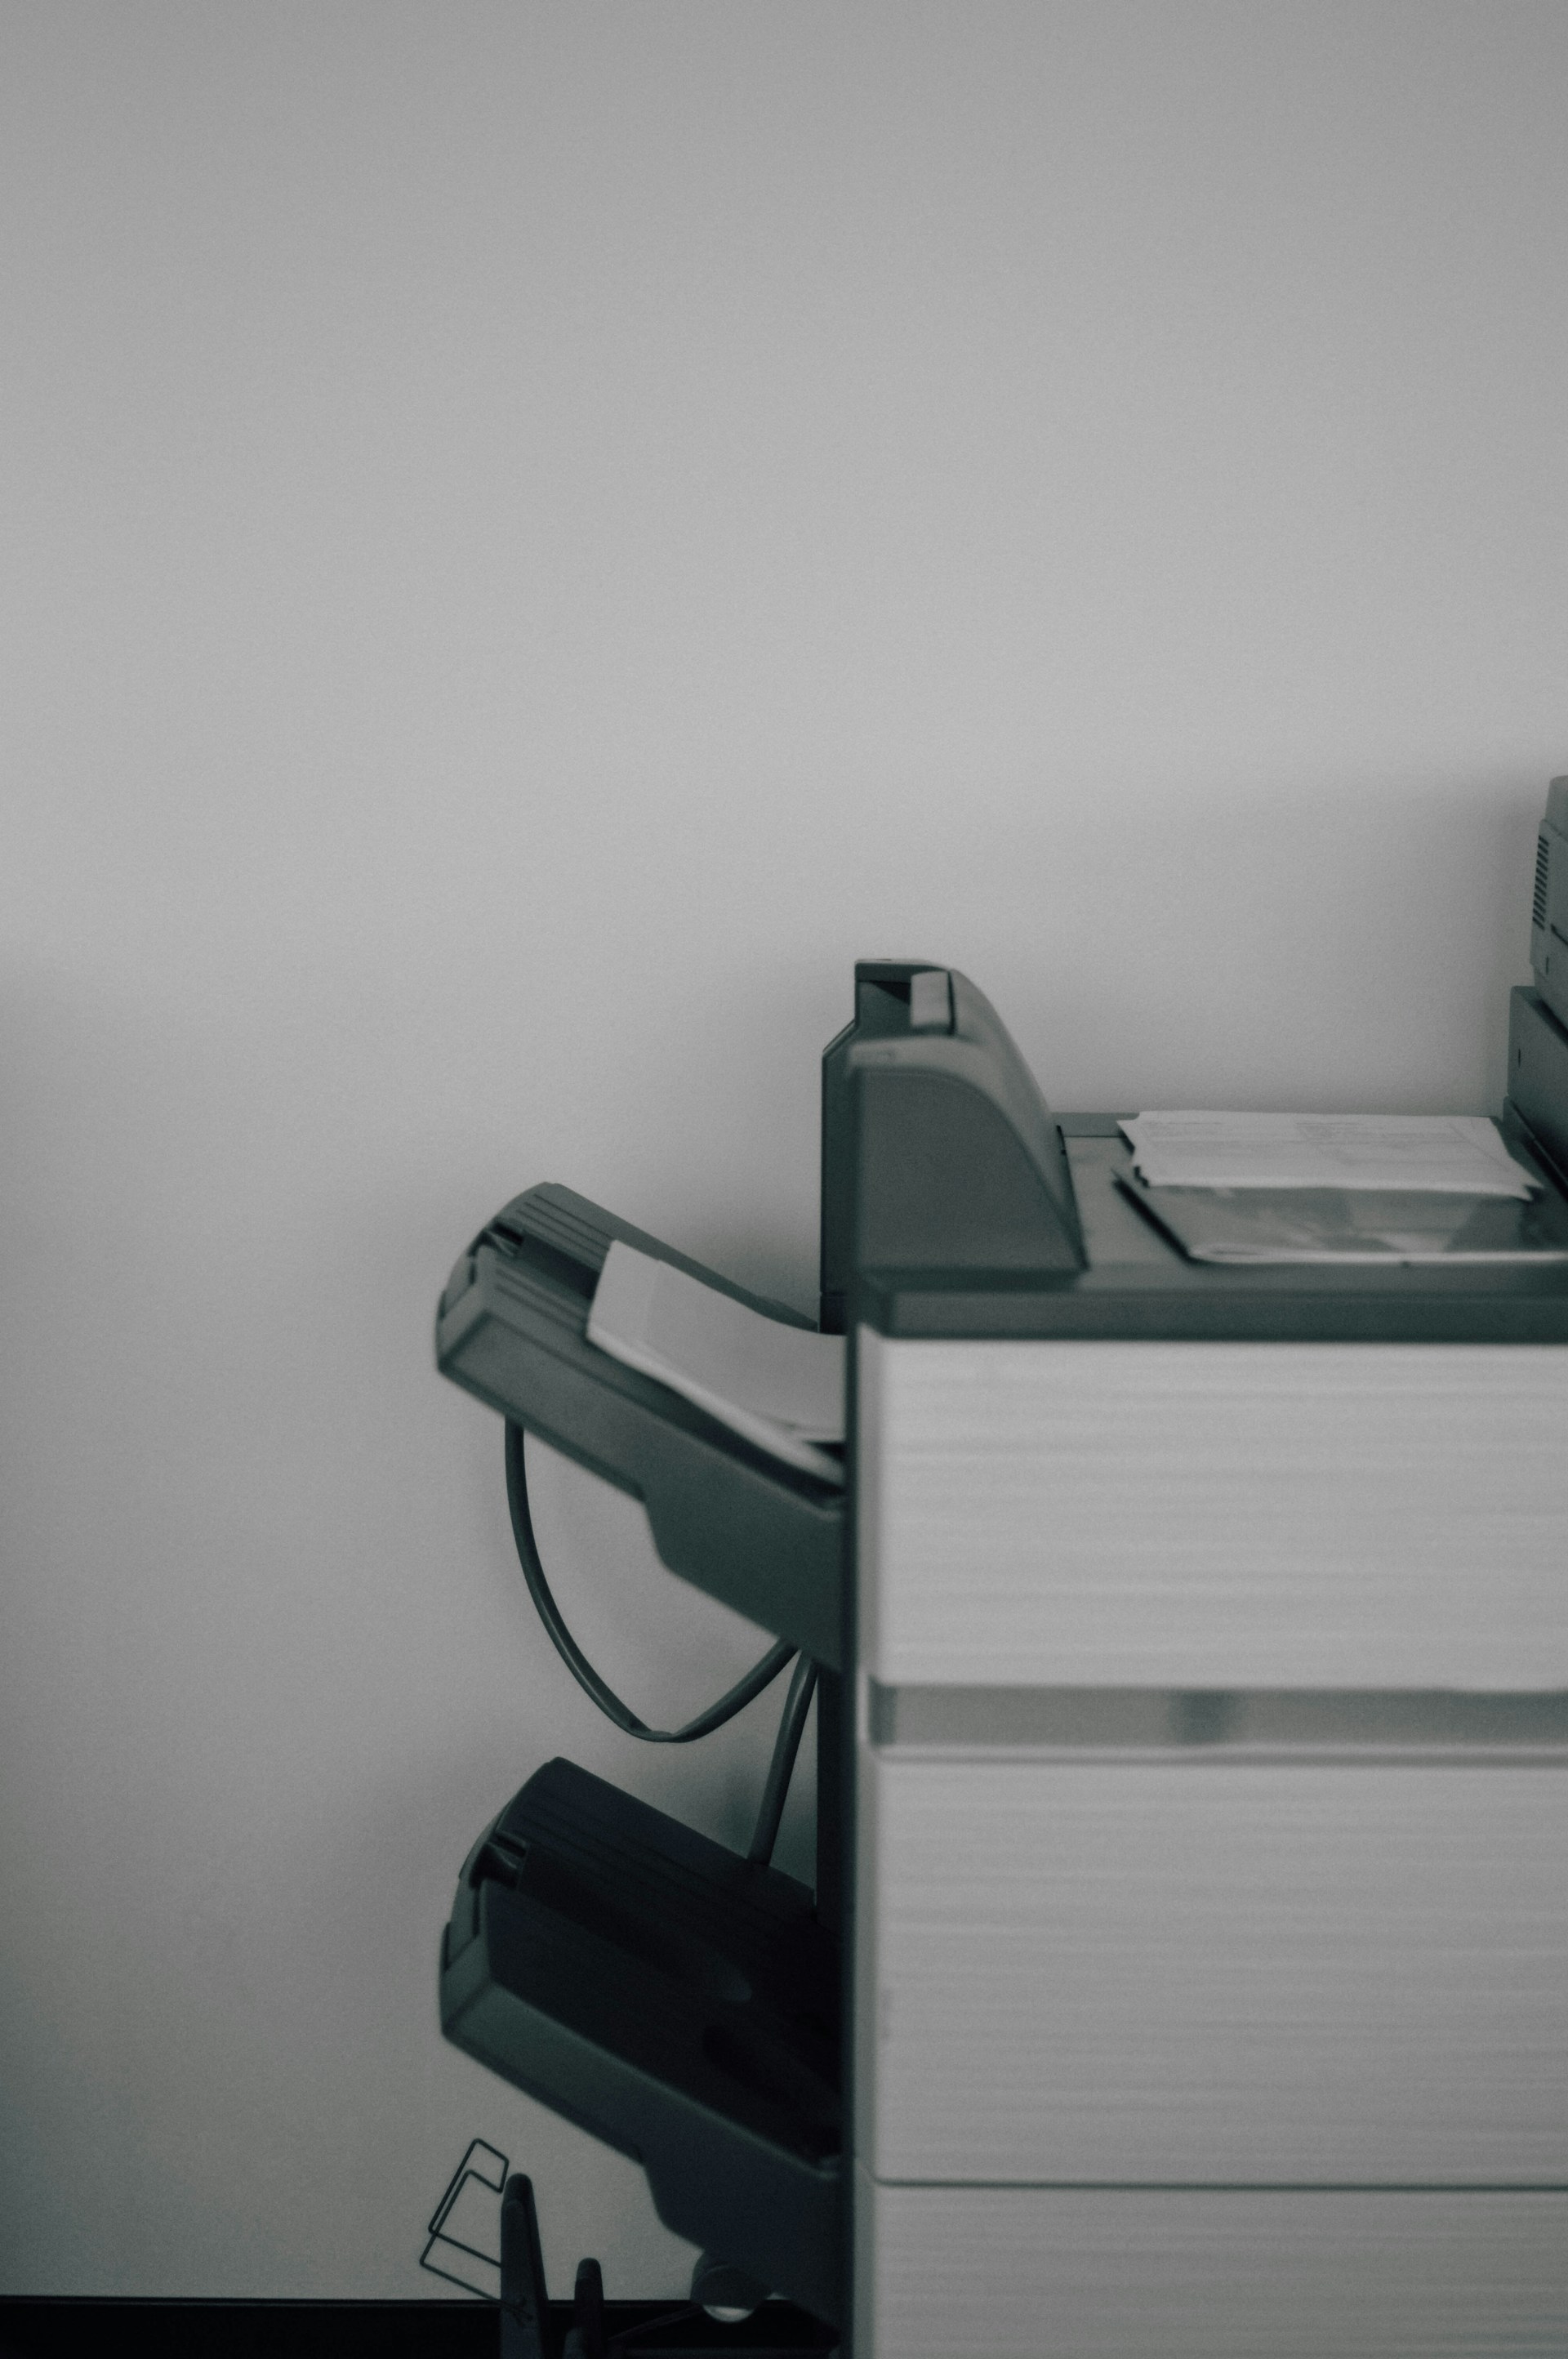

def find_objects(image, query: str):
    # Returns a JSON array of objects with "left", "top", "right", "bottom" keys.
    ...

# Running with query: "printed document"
[
  {"left": 587, "top": 1241, "right": 845, "bottom": 1484},
  {"left": 1116, "top": 1167, "right": 1568, "bottom": 1264},
  {"left": 1119, "top": 1112, "right": 1536, "bottom": 1199}
]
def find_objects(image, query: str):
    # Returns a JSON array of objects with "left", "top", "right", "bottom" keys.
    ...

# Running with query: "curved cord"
[
  {"left": 504, "top": 1420, "right": 795, "bottom": 1743},
  {"left": 747, "top": 1650, "right": 818, "bottom": 1865}
]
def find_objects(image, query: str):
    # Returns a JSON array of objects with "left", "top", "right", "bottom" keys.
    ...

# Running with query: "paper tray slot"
[{"left": 440, "top": 1758, "right": 841, "bottom": 2323}]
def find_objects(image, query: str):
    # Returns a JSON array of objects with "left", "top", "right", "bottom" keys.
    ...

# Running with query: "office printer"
[{"left": 437, "top": 933, "right": 1568, "bottom": 2352}]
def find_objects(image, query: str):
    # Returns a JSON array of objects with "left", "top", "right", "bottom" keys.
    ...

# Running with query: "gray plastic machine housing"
[{"left": 1530, "top": 774, "right": 1568, "bottom": 1035}]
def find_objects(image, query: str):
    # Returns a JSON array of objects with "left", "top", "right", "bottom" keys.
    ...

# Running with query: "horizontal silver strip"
[
  {"left": 870, "top": 1683, "right": 1568, "bottom": 1750},
  {"left": 868, "top": 2178, "right": 1568, "bottom": 2192}
]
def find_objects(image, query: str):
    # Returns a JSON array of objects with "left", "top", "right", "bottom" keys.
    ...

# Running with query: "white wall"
[{"left": 2, "top": 0, "right": 1565, "bottom": 2300}]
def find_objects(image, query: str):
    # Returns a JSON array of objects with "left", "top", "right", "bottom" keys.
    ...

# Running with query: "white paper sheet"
[
  {"left": 586, "top": 1240, "right": 845, "bottom": 1485},
  {"left": 1119, "top": 1112, "right": 1537, "bottom": 1199},
  {"left": 1116, "top": 1168, "right": 1568, "bottom": 1264}
]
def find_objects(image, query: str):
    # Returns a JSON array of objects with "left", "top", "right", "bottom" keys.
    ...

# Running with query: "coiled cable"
[
  {"left": 503, "top": 1420, "right": 796, "bottom": 1744},
  {"left": 746, "top": 1652, "right": 818, "bottom": 1864}
]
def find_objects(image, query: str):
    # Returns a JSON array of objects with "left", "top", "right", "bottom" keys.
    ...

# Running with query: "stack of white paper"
[
  {"left": 1119, "top": 1112, "right": 1537, "bottom": 1200},
  {"left": 586, "top": 1241, "right": 845, "bottom": 1485}
]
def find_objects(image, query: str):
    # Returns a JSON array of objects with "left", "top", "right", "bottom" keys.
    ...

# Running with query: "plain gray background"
[{"left": 2, "top": 0, "right": 1566, "bottom": 2300}]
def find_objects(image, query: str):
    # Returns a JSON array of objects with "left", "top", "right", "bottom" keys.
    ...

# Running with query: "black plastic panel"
[
  {"left": 836, "top": 965, "right": 1085, "bottom": 1287},
  {"left": 1511, "top": 986, "right": 1568, "bottom": 1192}
]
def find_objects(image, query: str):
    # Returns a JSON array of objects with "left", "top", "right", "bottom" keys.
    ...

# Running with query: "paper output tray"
[
  {"left": 440, "top": 1758, "right": 842, "bottom": 2325},
  {"left": 435, "top": 1184, "right": 844, "bottom": 1666}
]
